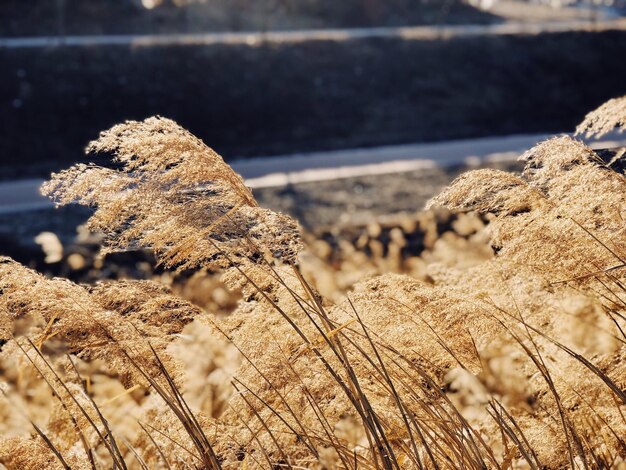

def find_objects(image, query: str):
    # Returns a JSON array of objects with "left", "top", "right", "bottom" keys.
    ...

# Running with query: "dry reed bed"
[{"left": 0, "top": 96, "right": 625, "bottom": 468}]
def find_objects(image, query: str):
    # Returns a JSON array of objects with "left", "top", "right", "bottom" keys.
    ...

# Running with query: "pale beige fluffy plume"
[
  {"left": 41, "top": 117, "right": 301, "bottom": 271},
  {"left": 576, "top": 94, "right": 626, "bottom": 138}
]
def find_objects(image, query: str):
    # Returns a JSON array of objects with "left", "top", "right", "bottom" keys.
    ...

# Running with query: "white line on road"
[
  {"left": 231, "top": 133, "right": 556, "bottom": 181},
  {"left": 1, "top": 132, "right": 625, "bottom": 215}
]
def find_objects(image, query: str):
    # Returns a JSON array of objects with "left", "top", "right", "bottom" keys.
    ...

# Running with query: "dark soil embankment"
[{"left": 2, "top": 29, "right": 626, "bottom": 178}]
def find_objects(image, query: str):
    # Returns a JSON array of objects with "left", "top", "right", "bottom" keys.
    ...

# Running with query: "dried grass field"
[{"left": 1, "top": 96, "right": 626, "bottom": 469}]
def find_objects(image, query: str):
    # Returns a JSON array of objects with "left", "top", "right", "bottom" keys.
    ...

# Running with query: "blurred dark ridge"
[{"left": 0, "top": 0, "right": 499, "bottom": 37}]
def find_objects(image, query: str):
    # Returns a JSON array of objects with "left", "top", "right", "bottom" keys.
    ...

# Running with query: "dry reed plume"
[
  {"left": 41, "top": 117, "right": 301, "bottom": 271},
  {"left": 576, "top": 94, "right": 626, "bottom": 138},
  {"left": 1, "top": 100, "right": 626, "bottom": 469}
]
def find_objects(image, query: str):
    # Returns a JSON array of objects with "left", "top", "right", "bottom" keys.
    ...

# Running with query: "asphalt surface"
[{"left": 2, "top": 132, "right": 625, "bottom": 215}]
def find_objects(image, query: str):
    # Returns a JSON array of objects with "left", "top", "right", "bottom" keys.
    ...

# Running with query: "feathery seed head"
[
  {"left": 41, "top": 117, "right": 302, "bottom": 271},
  {"left": 576, "top": 94, "right": 626, "bottom": 138}
]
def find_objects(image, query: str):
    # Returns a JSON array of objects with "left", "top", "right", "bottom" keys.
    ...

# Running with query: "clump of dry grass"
[
  {"left": 429, "top": 136, "right": 626, "bottom": 285},
  {"left": 0, "top": 257, "right": 202, "bottom": 387},
  {"left": 2, "top": 99, "right": 626, "bottom": 469},
  {"left": 0, "top": 256, "right": 222, "bottom": 468}
]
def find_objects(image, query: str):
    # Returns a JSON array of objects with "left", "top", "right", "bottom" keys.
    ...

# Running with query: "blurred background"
[
  {"left": 3, "top": 0, "right": 626, "bottom": 174},
  {"left": 1, "top": 0, "right": 626, "bottom": 276}
]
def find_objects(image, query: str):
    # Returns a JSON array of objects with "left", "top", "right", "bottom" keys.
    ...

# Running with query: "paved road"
[
  {"left": 2, "top": 18, "right": 626, "bottom": 49},
  {"left": 2, "top": 132, "right": 625, "bottom": 215}
]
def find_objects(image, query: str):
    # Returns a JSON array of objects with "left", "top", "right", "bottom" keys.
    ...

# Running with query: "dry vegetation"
[{"left": 1, "top": 95, "right": 626, "bottom": 469}]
